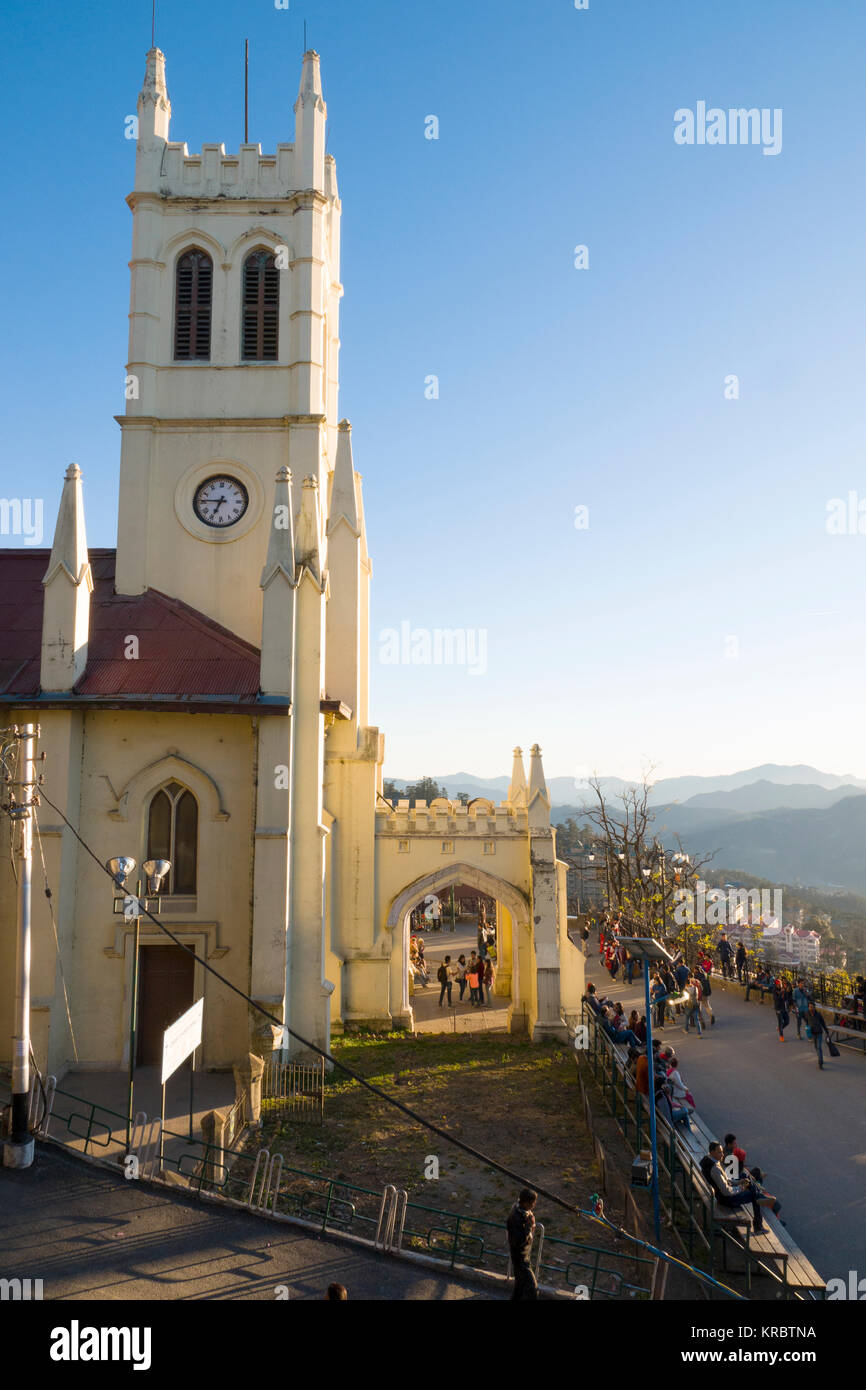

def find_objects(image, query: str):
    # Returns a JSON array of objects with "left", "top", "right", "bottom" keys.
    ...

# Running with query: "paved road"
[
  {"left": 586, "top": 956, "right": 866, "bottom": 1282},
  {"left": 0, "top": 1144, "right": 489, "bottom": 1301}
]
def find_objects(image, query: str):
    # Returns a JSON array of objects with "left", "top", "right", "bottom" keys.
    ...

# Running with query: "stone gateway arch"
[{"left": 369, "top": 747, "right": 584, "bottom": 1040}]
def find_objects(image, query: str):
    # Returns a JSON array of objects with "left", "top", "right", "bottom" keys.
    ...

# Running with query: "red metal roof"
[{"left": 0, "top": 549, "right": 262, "bottom": 703}]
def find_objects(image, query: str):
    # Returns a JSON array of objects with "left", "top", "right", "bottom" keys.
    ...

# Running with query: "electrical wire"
[
  {"left": 33, "top": 812, "right": 79, "bottom": 1063},
  {"left": 38, "top": 785, "right": 744, "bottom": 1299}
]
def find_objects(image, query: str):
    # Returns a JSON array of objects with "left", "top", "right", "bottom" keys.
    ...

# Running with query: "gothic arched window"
[
  {"left": 147, "top": 782, "right": 198, "bottom": 894},
  {"left": 174, "top": 249, "right": 213, "bottom": 360},
  {"left": 241, "top": 248, "right": 279, "bottom": 360}
]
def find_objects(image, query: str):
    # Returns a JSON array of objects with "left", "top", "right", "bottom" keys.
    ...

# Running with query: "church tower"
[
  {"left": 116, "top": 47, "right": 342, "bottom": 646},
  {"left": 113, "top": 46, "right": 380, "bottom": 1054}
]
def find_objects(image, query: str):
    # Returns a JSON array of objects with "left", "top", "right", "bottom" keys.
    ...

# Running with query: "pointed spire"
[
  {"left": 508, "top": 747, "right": 527, "bottom": 807},
  {"left": 41, "top": 464, "right": 93, "bottom": 691},
  {"left": 43, "top": 464, "right": 90, "bottom": 588},
  {"left": 261, "top": 466, "right": 296, "bottom": 588},
  {"left": 295, "top": 475, "right": 323, "bottom": 582},
  {"left": 137, "top": 47, "right": 171, "bottom": 148},
  {"left": 527, "top": 743, "right": 551, "bottom": 825},
  {"left": 327, "top": 421, "right": 359, "bottom": 535},
  {"left": 296, "top": 50, "right": 325, "bottom": 108},
  {"left": 259, "top": 469, "right": 297, "bottom": 697},
  {"left": 294, "top": 50, "right": 326, "bottom": 191}
]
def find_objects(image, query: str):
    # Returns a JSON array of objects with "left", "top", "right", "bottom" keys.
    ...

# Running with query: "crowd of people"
[
  {"left": 583, "top": 981, "right": 784, "bottom": 1235},
  {"left": 586, "top": 913, "right": 840, "bottom": 1070},
  {"left": 435, "top": 949, "right": 496, "bottom": 1007}
]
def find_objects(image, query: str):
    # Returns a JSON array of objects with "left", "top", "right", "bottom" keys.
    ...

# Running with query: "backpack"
[{"left": 437, "top": 964, "right": 447, "bottom": 985}]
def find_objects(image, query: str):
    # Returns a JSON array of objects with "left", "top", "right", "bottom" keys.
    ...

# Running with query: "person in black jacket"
[
  {"left": 506, "top": 1189, "right": 539, "bottom": 1300},
  {"left": 735, "top": 942, "right": 747, "bottom": 983},
  {"left": 718, "top": 933, "right": 734, "bottom": 980},
  {"left": 806, "top": 1001, "right": 828, "bottom": 1069},
  {"left": 693, "top": 962, "right": 715, "bottom": 1026},
  {"left": 772, "top": 980, "right": 790, "bottom": 1042}
]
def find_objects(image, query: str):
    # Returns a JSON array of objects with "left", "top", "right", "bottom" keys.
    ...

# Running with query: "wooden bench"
[
  {"left": 744, "top": 1213, "right": 824, "bottom": 1297},
  {"left": 579, "top": 1009, "right": 825, "bottom": 1296},
  {"left": 814, "top": 1003, "right": 866, "bottom": 1055}
]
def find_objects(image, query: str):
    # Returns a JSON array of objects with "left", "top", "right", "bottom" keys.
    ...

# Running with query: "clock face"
[{"left": 193, "top": 475, "right": 249, "bottom": 528}]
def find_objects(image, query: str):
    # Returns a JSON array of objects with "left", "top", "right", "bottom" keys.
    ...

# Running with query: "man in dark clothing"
[
  {"left": 735, "top": 942, "right": 747, "bottom": 983},
  {"left": 674, "top": 960, "right": 690, "bottom": 990},
  {"left": 693, "top": 961, "right": 715, "bottom": 1025},
  {"left": 583, "top": 984, "right": 603, "bottom": 1016},
  {"left": 507, "top": 1189, "right": 539, "bottom": 1300},
  {"left": 437, "top": 956, "right": 453, "bottom": 1006},
  {"left": 717, "top": 934, "right": 734, "bottom": 980},
  {"left": 701, "top": 1142, "right": 764, "bottom": 1232}
]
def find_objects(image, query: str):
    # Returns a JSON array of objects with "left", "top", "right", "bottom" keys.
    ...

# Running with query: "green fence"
[
  {"left": 2, "top": 1067, "right": 656, "bottom": 1300},
  {"left": 578, "top": 1008, "right": 724, "bottom": 1281}
]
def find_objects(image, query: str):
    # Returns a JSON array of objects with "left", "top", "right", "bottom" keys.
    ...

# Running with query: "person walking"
[
  {"left": 683, "top": 975, "right": 703, "bottom": 1036},
  {"left": 772, "top": 979, "right": 790, "bottom": 1042},
  {"left": 806, "top": 1000, "right": 828, "bottom": 1069},
  {"left": 506, "top": 1189, "right": 539, "bottom": 1300},
  {"left": 793, "top": 979, "right": 810, "bottom": 1038},
  {"left": 693, "top": 960, "right": 715, "bottom": 1026},
  {"left": 437, "top": 955, "right": 453, "bottom": 1007},
  {"left": 674, "top": 957, "right": 690, "bottom": 992}
]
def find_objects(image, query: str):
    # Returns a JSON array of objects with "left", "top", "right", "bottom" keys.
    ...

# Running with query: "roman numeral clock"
[{"left": 192, "top": 475, "right": 249, "bottom": 528}]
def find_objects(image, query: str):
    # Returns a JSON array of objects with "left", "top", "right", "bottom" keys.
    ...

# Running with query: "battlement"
[
  {"left": 375, "top": 798, "right": 529, "bottom": 837},
  {"left": 155, "top": 142, "right": 296, "bottom": 199},
  {"left": 135, "top": 47, "right": 335, "bottom": 201}
]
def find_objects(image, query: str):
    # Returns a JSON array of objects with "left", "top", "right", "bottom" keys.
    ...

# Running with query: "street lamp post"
[
  {"left": 108, "top": 856, "right": 171, "bottom": 1150},
  {"left": 617, "top": 936, "right": 676, "bottom": 1244}
]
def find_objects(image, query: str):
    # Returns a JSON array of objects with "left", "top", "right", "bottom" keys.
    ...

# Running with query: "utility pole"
[{"left": 3, "top": 724, "right": 38, "bottom": 1169}]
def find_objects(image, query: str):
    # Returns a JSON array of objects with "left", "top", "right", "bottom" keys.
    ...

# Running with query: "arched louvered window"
[
  {"left": 147, "top": 781, "right": 198, "bottom": 894},
  {"left": 174, "top": 249, "right": 213, "bottom": 360},
  {"left": 242, "top": 248, "right": 279, "bottom": 360}
]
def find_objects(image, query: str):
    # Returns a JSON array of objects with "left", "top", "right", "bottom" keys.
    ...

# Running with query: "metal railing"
[
  {"left": 7, "top": 1066, "right": 656, "bottom": 1300},
  {"left": 261, "top": 1054, "right": 325, "bottom": 1122},
  {"left": 725, "top": 959, "right": 859, "bottom": 1011},
  {"left": 578, "top": 1007, "right": 731, "bottom": 1279},
  {"left": 576, "top": 1007, "right": 823, "bottom": 1298}
]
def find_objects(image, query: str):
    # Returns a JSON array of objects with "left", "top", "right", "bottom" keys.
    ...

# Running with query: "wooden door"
[{"left": 136, "top": 945, "right": 196, "bottom": 1067}]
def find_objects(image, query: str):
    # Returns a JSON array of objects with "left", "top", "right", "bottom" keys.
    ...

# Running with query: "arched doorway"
[{"left": 386, "top": 863, "right": 529, "bottom": 1032}]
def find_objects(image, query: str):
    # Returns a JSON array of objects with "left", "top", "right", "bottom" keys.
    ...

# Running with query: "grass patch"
[{"left": 247, "top": 1032, "right": 609, "bottom": 1249}]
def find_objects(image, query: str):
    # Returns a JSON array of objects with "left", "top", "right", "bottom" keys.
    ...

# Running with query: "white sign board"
[{"left": 161, "top": 997, "right": 203, "bottom": 1084}]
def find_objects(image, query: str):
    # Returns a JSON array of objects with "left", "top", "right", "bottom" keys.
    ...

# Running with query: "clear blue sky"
[{"left": 3, "top": 0, "right": 865, "bottom": 783}]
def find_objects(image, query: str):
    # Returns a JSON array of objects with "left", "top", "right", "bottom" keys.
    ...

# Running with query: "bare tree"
[{"left": 582, "top": 774, "right": 716, "bottom": 948}]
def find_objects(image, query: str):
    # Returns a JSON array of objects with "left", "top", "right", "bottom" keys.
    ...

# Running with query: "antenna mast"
[{"left": 244, "top": 39, "right": 249, "bottom": 143}]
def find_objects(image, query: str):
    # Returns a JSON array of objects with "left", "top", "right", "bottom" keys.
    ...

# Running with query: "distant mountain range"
[{"left": 386, "top": 765, "right": 866, "bottom": 894}]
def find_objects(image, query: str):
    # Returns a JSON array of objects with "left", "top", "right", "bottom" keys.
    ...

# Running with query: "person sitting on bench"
[{"left": 700, "top": 1142, "right": 765, "bottom": 1232}]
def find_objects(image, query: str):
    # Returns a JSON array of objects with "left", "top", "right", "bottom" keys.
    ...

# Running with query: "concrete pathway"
[
  {"left": 411, "top": 922, "right": 512, "bottom": 1033},
  {"left": 46, "top": 1067, "right": 235, "bottom": 1170},
  {"left": 0, "top": 1143, "right": 489, "bottom": 1300},
  {"left": 585, "top": 954, "right": 866, "bottom": 1281}
]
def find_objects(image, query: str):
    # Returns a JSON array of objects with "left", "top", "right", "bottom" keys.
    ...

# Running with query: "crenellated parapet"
[
  {"left": 146, "top": 141, "right": 298, "bottom": 200},
  {"left": 375, "top": 797, "right": 530, "bottom": 840}
]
